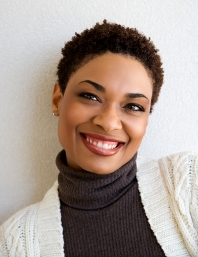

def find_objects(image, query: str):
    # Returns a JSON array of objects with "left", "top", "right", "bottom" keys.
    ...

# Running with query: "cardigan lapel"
[
  {"left": 37, "top": 181, "right": 65, "bottom": 256},
  {"left": 136, "top": 156, "right": 190, "bottom": 257}
]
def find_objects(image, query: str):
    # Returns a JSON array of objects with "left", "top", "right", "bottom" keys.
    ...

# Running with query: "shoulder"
[
  {"left": 0, "top": 200, "right": 40, "bottom": 256},
  {"left": 136, "top": 151, "right": 198, "bottom": 223},
  {"left": 0, "top": 181, "right": 64, "bottom": 257},
  {"left": 137, "top": 151, "right": 198, "bottom": 186},
  {"left": 158, "top": 152, "right": 198, "bottom": 197},
  {"left": 137, "top": 151, "right": 198, "bottom": 168}
]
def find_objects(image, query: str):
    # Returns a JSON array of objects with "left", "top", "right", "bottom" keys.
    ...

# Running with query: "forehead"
[{"left": 66, "top": 53, "right": 152, "bottom": 97}]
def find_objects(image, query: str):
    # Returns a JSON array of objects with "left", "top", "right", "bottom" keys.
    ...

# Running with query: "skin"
[{"left": 52, "top": 53, "right": 152, "bottom": 174}]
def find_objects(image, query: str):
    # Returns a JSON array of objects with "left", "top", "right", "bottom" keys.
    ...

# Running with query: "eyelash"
[
  {"left": 79, "top": 92, "right": 101, "bottom": 102},
  {"left": 79, "top": 92, "right": 145, "bottom": 112},
  {"left": 124, "top": 103, "right": 145, "bottom": 112}
]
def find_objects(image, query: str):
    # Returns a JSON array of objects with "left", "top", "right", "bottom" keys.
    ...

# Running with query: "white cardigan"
[{"left": 0, "top": 152, "right": 197, "bottom": 257}]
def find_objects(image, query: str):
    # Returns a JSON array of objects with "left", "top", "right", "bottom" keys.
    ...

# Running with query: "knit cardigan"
[{"left": 0, "top": 152, "right": 197, "bottom": 257}]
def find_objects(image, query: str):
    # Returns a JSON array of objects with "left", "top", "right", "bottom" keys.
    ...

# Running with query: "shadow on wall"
[{"left": 28, "top": 49, "right": 62, "bottom": 196}]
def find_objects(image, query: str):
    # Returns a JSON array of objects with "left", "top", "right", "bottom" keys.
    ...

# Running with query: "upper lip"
[{"left": 80, "top": 132, "right": 126, "bottom": 143}]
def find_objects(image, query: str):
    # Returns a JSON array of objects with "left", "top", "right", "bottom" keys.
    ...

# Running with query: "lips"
[{"left": 80, "top": 133, "right": 124, "bottom": 156}]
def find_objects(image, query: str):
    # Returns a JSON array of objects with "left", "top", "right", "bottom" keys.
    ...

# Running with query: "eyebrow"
[
  {"left": 126, "top": 93, "right": 149, "bottom": 101},
  {"left": 78, "top": 80, "right": 105, "bottom": 92},
  {"left": 78, "top": 80, "right": 149, "bottom": 101}
]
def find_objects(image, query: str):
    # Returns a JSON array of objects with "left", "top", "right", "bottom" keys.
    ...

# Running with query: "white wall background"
[{"left": 0, "top": 0, "right": 198, "bottom": 225}]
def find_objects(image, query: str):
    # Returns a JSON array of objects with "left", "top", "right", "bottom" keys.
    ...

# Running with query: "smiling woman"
[
  {"left": 0, "top": 21, "right": 197, "bottom": 257},
  {"left": 53, "top": 53, "right": 152, "bottom": 174}
]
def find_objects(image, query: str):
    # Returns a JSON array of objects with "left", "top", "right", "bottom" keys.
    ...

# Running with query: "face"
[{"left": 52, "top": 53, "right": 152, "bottom": 174}]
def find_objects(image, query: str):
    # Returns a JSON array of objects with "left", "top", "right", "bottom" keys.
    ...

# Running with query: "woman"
[{"left": 0, "top": 20, "right": 197, "bottom": 257}]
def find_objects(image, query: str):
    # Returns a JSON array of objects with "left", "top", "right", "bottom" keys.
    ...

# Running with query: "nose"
[{"left": 93, "top": 105, "right": 122, "bottom": 132}]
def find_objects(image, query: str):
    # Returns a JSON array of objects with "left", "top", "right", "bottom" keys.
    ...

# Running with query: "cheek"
[
  {"left": 58, "top": 101, "right": 90, "bottom": 143},
  {"left": 125, "top": 117, "right": 148, "bottom": 140},
  {"left": 57, "top": 102, "right": 76, "bottom": 147}
]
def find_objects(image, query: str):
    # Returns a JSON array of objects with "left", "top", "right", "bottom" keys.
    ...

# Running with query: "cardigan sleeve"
[
  {"left": 0, "top": 203, "right": 40, "bottom": 257},
  {"left": 0, "top": 181, "right": 64, "bottom": 257},
  {"left": 190, "top": 155, "right": 198, "bottom": 233},
  {"left": 159, "top": 152, "right": 198, "bottom": 257}
]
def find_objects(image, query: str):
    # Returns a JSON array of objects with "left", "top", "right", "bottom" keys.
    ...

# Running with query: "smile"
[
  {"left": 85, "top": 135, "right": 118, "bottom": 149},
  {"left": 80, "top": 133, "right": 124, "bottom": 156}
]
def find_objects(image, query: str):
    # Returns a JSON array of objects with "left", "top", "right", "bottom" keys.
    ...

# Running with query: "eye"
[
  {"left": 79, "top": 92, "right": 101, "bottom": 102},
  {"left": 124, "top": 103, "right": 145, "bottom": 112}
]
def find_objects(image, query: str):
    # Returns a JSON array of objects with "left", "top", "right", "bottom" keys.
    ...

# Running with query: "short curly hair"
[{"left": 57, "top": 20, "right": 164, "bottom": 112}]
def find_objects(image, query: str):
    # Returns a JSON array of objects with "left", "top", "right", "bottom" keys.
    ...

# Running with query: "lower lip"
[{"left": 81, "top": 134, "right": 123, "bottom": 156}]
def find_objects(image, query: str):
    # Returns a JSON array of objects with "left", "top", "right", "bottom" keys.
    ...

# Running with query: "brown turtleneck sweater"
[{"left": 57, "top": 150, "right": 166, "bottom": 257}]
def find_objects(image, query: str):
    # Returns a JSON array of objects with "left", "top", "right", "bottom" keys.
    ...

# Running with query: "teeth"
[
  {"left": 103, "top": 143, "right": 108, "bottom": 149},
  {"left": 85, "top": 136, "right": 118, "bottom": 150},
  {"left": 97, "top": 142, "right": 103, "bottom": 148}
]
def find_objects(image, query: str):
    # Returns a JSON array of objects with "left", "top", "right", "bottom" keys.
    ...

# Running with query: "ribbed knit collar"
[{"left": 57, "top": 150, "right": 137, "bottom": 210}]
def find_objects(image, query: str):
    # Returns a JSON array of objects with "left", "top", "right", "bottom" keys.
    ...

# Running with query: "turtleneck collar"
[{"left": 57, "top": 150, "right": 137, "bottom": 210}]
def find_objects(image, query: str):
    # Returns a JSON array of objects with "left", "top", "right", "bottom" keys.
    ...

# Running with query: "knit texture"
[
  {"left": 57, "top": 150, "right": 165, "bottom": 256},
  {"left": 0, "top": 152, "right": 197, "bottom": 256},
  {"left": 57, "top": 150, "right": 137, "bottom": 209},
  {"left": 0, "top": 182, "right": 64, "bottom": 257},
  {"left": 137, "top": 152, "right": 198, "bottom": 256}
]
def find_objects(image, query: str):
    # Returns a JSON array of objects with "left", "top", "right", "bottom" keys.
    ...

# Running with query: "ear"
[{"left": 52, "top": 83, "right": 63, "bottom": 116}]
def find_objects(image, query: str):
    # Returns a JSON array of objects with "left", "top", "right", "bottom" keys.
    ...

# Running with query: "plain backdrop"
[{"left": 0, "top": 0, "right": 198, "bottom": 225}]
